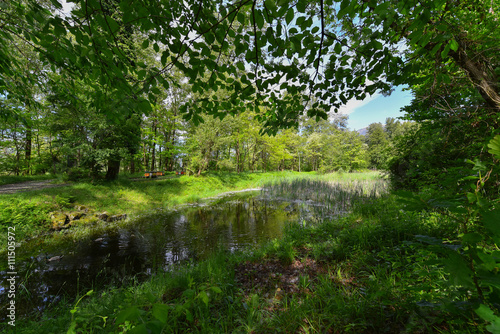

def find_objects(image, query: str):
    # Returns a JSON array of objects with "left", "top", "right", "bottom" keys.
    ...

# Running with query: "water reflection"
[{"left": 0, "top": 192, "right": 332, "bottom": 318}]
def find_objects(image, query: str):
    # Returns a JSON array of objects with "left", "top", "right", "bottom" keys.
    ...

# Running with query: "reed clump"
[{"left": 262, "top": 175, "right": 389, "bottom": 214}]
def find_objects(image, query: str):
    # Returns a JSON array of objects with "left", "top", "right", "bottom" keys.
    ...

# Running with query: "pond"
[{"left": 0, "top": 190, "right": 336, "bottom": 319}]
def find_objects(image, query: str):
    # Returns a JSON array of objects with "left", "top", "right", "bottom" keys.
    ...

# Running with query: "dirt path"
[{"left": 0, "top": 180, "right": 71, "bottom": 194}]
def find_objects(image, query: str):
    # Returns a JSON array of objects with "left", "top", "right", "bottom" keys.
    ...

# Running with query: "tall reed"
[{"left": 262, "top": 173, "right": 388, "bottom": 214}]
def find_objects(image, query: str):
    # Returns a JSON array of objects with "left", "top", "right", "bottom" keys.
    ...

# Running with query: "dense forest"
[
  {"left": 0, "top": 104, "right": 414, "bottom": 178},
  {"left": 1, "top": 0, "right": 500, "bottom": 332}
]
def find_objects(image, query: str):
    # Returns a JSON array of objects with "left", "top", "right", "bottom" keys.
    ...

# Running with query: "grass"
[{"left": 1, "top": 171, "right": 489, "bottom": 333}]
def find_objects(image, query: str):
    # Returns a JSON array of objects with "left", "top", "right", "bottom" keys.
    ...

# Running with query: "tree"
[
  {"left": 3, "top": 0, "right": 498, "bottom": 133},
  {"left": 365, "top": 123, "right": 389, "bottom": 169}
]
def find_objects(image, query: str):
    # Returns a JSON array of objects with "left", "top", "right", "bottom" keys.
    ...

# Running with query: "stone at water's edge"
[
  {"left": 49, "top": 207, "right": 127, "bottom": 230},
  {"left": 74, "top": 205, "right": 89, "bottom": 213},
  {"left": 97, "top": 212, "right": 109, "bottom": 221},
  {"left": 50, "top": 212, "right": 69, "bottom": 230},
  {"left": 68, "top": 211, "right": 85, "bottom": 220},
  {"left": 107, "top": 214, "right": 127, "bottom": 222}
]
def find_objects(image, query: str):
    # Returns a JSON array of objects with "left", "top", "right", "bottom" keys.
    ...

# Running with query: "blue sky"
[{"left": 337, "top": 86, "right": 414, "bottom": 130}]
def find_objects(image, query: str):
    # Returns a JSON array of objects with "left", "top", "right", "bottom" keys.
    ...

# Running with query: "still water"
[{"left": 0, "top": 191, "right": 333, "bottom": 318}]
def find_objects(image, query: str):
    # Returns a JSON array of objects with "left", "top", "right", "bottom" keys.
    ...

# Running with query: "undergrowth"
[
  {"left": 5, "top": 193, "right": 489, "bottom": 333},
  {"left": 2, "top": 164, "right": 498, "bottom": 333}
]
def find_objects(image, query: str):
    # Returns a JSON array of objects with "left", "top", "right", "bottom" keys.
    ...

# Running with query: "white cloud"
[
  {"left": 60, "top": 0, "right": 75, "bottom": 17},
  {"left": 336, "top": 93, "right": 381, "bottom": 115}
]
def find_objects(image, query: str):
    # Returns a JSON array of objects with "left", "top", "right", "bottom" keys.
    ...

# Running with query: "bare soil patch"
[{"left": 0, "top": 180, "right": 70, "bottom": 194}]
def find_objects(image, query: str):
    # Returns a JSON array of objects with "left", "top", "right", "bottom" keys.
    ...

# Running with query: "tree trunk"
[
  {"left": 151, "top": 122, "right": 157, "bottom": 171},
  {"left": 145, "top": 146, "right": 150, "bottom": 171},
  {"left": 90, "top": 140, "right": 98, "bottom": 180},
  {"left": 13, "top": 122, "right": 19, "bottom": 176},
  {"left": 169, "top": 128, "right": 176, "bottom": 171},
  {"left": 36, "top": 128, "right": 42, "bottom": 173},
  {"left": 130, "top": 160, "right": 136, "bottom": 174},
  {"left": 449, "top": 46, "right": 500, "bottom": 112},
  {"left": 236, "top": 140, "right": 240, "bottom": 173},
  {"left": 24, "top": 125, "right": 32, "bottom": 175},
  {"left": 105, "top": 155, "right": 121, "bottom": 180},
  {"left": 49, "top": 134, "right": 57, "bottom": 175}
]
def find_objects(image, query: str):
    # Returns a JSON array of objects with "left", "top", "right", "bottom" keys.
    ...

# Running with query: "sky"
[{"left": 338, "top": 86, "right": 413, "bottom": 131}]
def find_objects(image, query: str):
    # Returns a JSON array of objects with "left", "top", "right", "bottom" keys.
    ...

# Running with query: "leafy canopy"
[{"left": 1, "top": 0, "right": 499, "bottom": 132}]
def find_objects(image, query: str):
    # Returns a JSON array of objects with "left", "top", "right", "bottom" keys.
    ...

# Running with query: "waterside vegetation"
[{"left": 3, "top": 160, "right": 500, "bottom": 333}]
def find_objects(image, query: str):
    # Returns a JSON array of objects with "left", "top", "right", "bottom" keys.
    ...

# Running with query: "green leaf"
[
  {"left": 161, "top": 51, "right": 169, "bottom": 66},
  {"left": 461, "top": 232, "right": 483, "bottom": 245},
  {"left": 467, "top": 192, "right": 476, "bottom": 203},
  {"left": 483, "top": 209, "right": 500, "bottom": 237},
  {"left": 129, "top": 324, "right": 149, "bottom": 334},
  {"left": 237, "top": 12, "right": 246, "bottom": 25},
  {"left": 449, "top": 39, "right": 459, "bottom": 52},
  {"left": 49, "top": 0, "right": 63, "bottom": 10},
  {"left": 285, "top": 8, "right": 294, "bottom": 25},
  {"left": 185, "top": 309, "right": 194, "bottom": 322},
  {"left": 115, "top": 306, "right": 141, "bottom": 324},
  {"left": 475, "top": 304, "right": 500, "bottom": 333},
  {"left": 296, "top": 0, "right": 307, "bottom": 13},
  {"left": 477, "top": 251, "right": 498, "bottom": 271},
  {"left": 374, "top": 2, "right": 390, "bottom": 15},
  {"left": 205, "top": 33, "right": 215, "bottom": 45},
  {"left": 210, "top": 286, "right": 222, "bottom": 294},
  {"left": 337, "top": 0, "right": 351, "bottom": 19},
  {"left": 444, "top": 250, "right": 474, "bottom": 287},
  {"left": 137, "top": 70, "right": 147, "bottom": 80},
  {"left": 487, "top": 135, "right": 500, "bottom": 159},
  {"left": 264, "top": 0, "right": 277, "bottom": 11},
  {"left": 152, "top": 304, "right": 170, "bottom": 323},
  {"left": 67, "top": 322, "right": 77, "bottom": 334},
  {"left": 441, "top": 44, "right": 450, "bottom": 59},
  {"left": 255, "top": 11, "right": 264, "bottom": 30},
  {"left": 334, "top": 43, "right": 342, "bottom": 54},
  {"left": 236, "top": 61, "right": 245, "bottom": 71},
  {"left": 198, "top": 290, "right": 209, "bottom": 306},
  {"left": 430, "top": 42, "right": 442, "bottom": 56},
  {"left": 419, "top": 33, "right": 432, "bottom": 47},
  {"left": 142, "top": 39, "right": 149, "bottom": 49}
]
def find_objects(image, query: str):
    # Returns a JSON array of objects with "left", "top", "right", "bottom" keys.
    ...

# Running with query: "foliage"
[
  {"left": 364, "top": 122, "right": 389, "bottom": 169},
  {"left": 397, "top": 135, "right": 500, "bottom": 332},
  {"left": 387, "top": 114, "right": 497, "bottom": 191},
  {"left": 2, "top": 0, "right": 498, "bottom": 132}
]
